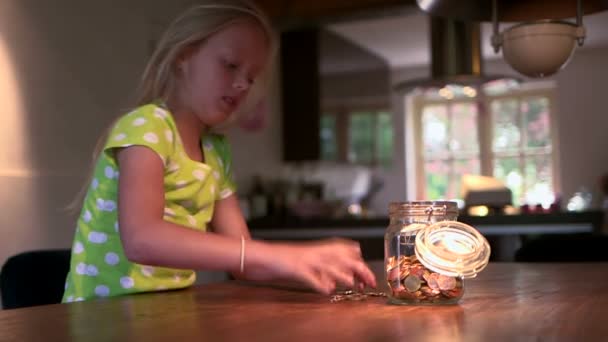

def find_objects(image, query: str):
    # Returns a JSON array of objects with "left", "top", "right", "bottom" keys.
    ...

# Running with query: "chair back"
[{"left": 0, "top": 249, "right": 71, "bottom": 309}]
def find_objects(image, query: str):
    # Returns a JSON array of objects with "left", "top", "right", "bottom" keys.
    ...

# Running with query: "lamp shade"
[{"left": 501, "top": 21, "right": 585, "bottom": 78}]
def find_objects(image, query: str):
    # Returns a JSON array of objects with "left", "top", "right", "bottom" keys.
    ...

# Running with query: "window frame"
[
  {"left": 321, "top": 104, "right": 393, "bottom": 167},
  {"left": 408, "top": 82, "right": 560, "bottom": 204}
]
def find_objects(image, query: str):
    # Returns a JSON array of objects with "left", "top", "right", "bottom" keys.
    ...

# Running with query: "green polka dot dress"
[{"left": 62, "top": 103, "right": 237, "bottom": 303}]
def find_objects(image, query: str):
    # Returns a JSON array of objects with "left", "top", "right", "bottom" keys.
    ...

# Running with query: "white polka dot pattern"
[
  {"left": 133, "top": 117, "right": 146, "bottom": 126},
  {"left": 141, "top": 266, "right": 154, "bottom": 277},
  {"left": 143, "top": 132, "right": 159, "bottom": 144},
  {"left": 85, "top": 265, "right": 98, "bottom": 276},
  {"left": 154, "top": 107, "right": 168, "bottom": 119},
  {"left": 120, "top": 277, "right": 135, "bottom": 289},
  {"left": 164, "top": 207, "right": 176, "bottom": 217},
  {"left": 83, "top": 210, "right": 92, "bottom": 223},
  {"left": 105, "top": 252, "right": 119, "bottom": 265},
  {"left": 63, "top": 104, "right": 239, "bottom": 301},
  {"left": 192, "top": 169, "right": 206, "bottom": 181},
  {"left": 187, "top": 215, "right": 197, "bottom": 226},
  {"left": 88, "top": 231, "right": 108, "bottom": 244},
  {"left": 73, "top": 241, "right": 84, "bottom": 254},
  {"left": 95, "top": 285, "right": 110, "bottom": 297},
  {"left": 76, "top": 262, "right": 87, "bottom": 275},
  {"left": 96, "top": 198, "right": 116, "bottom": 212},
  {"left": 168, "top": 161, "right": 180, "bottom": 173},
  {"left": 220, "top": 189, "right": 233, "bottom": 199},
  {"left": 104, "top": 166, "right": 117, "bottom": 179}
]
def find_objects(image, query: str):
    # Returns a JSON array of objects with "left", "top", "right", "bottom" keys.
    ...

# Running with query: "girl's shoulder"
[{"left": 115, "top": 103, "right": 174, "bottom": 128}]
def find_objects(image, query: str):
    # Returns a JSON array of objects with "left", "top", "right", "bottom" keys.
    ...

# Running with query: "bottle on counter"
[
  {"left": 249, "top": 175, "right": 268, "bottom": 219},
  {"left": 384, "top": 201, "right": 490, "bottom": 305}
]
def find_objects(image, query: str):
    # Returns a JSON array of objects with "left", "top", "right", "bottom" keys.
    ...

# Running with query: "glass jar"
[{"left": 384, "top": 201, "right": 490, "bottom": 305}]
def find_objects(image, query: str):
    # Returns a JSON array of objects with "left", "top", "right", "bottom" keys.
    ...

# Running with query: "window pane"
[
  {"left": 376, "top": 112, "right": 393, "bottom": 166},
  {"left": 522, "top": 97, "right": 551, "bottom": 149},
  {"left": 320, "top": 115, "right": 337, "bottom": 161},
  {"left": 348, "top": 112, "right": 374, "bottom": 163},
  {"left": 452, "top": 158, "right": 480, "bottom": 199},
  {"left": 524, "top": 154, "right": 554, "bottom": 206},
  {"left": 451, "top": 102, "right": 478, "bottom": 153},
  {"left": 494, "top": 157, "right": 522, "bottom": 206},
  {"left": 425, "top": 160, "right": 449, "bottom": 199},
  {"left": 492, "top": 99, "right": 520, "bottom": 152},
  {"left": 422, "top": 105, "right": 448, "bottom": 157}
]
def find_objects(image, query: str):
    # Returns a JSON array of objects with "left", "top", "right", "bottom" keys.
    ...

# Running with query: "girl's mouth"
[{"left": 222, "top": 96, "right": 237, "bottom": 109}]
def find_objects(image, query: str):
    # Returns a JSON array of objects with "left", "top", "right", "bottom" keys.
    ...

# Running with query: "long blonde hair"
[{"left": 67, "top": 0, "right": 277, "bottom": 213}]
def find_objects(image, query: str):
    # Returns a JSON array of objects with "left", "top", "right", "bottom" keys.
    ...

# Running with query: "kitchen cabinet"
[{"left": 280, "top": 28, "right": 320, "bottom": 161}]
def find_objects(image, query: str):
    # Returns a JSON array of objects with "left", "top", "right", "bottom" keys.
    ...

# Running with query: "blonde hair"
[
  {"left": 136, "top": 0, "right": 277, "bottom": 108},
  {"left": 67, "top": 0, "right": 277, "bottom": 213}
]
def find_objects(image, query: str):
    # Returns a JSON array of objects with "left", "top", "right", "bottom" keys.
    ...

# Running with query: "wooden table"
[{"left": 2, "top": 262, "right": 608, "bottom": 341}]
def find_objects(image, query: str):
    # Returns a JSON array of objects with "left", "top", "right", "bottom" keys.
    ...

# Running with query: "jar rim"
[
  {"left": 414, "top": 221, "right": 491, "bottom": 278},
  {"left": 389, "top": 201, "right": 459, "bottom": 216}
]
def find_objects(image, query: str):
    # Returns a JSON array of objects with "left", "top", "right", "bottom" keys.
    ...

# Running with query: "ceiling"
[{"left": 323, "top": 9, "right": 608, "bottom": 73}]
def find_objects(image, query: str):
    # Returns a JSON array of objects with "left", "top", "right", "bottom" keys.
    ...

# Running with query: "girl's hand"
[{"left": 245, "top": 238, "right": 377, "bottom": 294}]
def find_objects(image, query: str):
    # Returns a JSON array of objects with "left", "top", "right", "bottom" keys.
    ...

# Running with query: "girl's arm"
[
  {"left": 116, "top": 146, "right": 376, "bottom": 293},
  {"left": 116, "top": 145, "right": 251, "bottom": 273}
]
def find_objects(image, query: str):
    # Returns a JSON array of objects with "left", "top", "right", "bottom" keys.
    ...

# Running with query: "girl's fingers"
[
  {"left": 321, "top": 264, "right": 355, "bottom": 288},
  {"left": 337, "top": 257, "right": 377, "bottom": 289},
  {"left": 298, "top": 268, "right": 334, "bottom": 294}
]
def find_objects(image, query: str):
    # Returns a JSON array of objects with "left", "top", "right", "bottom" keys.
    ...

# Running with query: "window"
[
  {"left": 320, "top": 108, "right": 393, "bottom": 167},
  {"left": 410, "top": 80, "right": 557, "bottom": 207}
]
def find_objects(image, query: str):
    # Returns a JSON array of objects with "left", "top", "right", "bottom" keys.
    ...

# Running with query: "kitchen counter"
[
  {"left": 249, "top": 210, "right": 604, "bottom": 236},
  {"left": 249, "top": 210, "right": 604, "bottom": 261}
]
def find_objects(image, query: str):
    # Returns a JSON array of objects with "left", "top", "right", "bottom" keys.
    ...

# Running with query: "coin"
[
  {"left": 330, "top": 290, "right": 387, "bottom": 303},
  {"left": 403, "top": 274, "right": 421, "bottom": 292},
  {"left": 409, "top": 265, "right": 425, "bottom": 278},
  {"left": 436, "top": 274, "right": 456, "bottom": 291},
  {"left": 387, "top": 265, "right": 400, "bottom": 282}
]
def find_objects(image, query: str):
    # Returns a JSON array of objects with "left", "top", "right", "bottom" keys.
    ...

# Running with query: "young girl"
[{"left": 62, "top": 0, "right": 376, "bottom": 302}]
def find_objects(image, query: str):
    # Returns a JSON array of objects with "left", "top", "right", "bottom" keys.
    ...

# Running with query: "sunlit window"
[{"left": 411, "top": 80, "right": 557, "bottom": 207}]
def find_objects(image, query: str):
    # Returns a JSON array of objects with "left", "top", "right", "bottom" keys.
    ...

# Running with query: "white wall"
[{"left": 0, "top": 0, "right": 196, "bottom": 270}]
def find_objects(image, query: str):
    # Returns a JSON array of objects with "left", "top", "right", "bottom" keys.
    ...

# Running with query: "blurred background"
[{"left": 1, "top": 0, "right": 607, "bottom": 292}]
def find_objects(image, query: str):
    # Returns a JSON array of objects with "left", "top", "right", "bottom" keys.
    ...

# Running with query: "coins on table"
[
  {"left": 385, "top": 254, "right": 463, "bottom": 303},
  {"left": 330, "top": 290, "right": 387, "bottom": 303}
]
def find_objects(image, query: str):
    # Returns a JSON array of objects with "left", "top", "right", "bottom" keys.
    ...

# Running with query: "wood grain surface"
[{"left": 1, "top": 262, "right": 607, "bottom": 341}]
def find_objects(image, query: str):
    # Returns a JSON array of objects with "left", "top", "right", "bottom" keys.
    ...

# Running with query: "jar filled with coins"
[{"left": 384, "top": 201, "right": 490, "bottom": 305}]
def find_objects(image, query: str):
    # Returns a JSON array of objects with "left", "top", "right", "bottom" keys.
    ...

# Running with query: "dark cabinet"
[{"left": 280, "top": 28, "right": 321, "bottom": 161}]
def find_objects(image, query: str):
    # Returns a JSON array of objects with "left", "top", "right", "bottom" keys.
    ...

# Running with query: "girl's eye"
[{"left": 224, "top": 60, "right": 238, "bottom": 70}]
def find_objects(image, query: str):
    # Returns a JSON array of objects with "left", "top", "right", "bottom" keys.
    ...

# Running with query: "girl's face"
[{"left": 177, "top": 19, "right": 270, "bottom": 127}]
